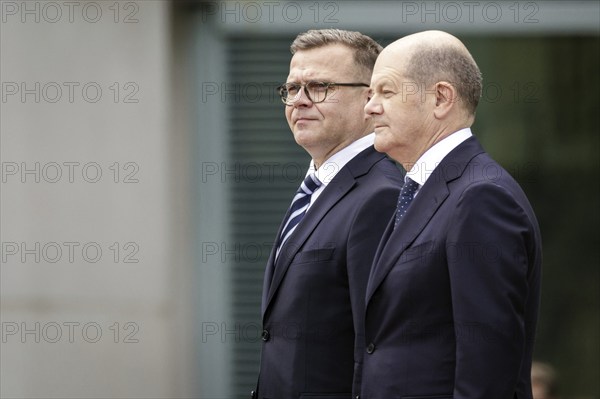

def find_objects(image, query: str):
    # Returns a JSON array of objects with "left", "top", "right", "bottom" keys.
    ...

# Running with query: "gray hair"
[{"left": 405, "top": 44, "right": 483, "bottom": 115}]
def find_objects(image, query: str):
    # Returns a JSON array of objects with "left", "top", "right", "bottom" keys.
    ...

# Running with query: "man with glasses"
[{"left": 253, "top": 29, "right": 403, "bottom": 399}]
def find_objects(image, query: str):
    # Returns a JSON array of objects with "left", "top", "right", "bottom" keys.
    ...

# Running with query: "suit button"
[
  {"left": 261, "top": 329, "right": 270, "bottom": 341},
  {"left": 366, "top": 343, "right": 375, "bottom": 354},
  {"left": 355, "top": 396, "right": 360, "bottom": 399},
  {"left": 250, "top": 390, "right": 257, "bottom": 399}
]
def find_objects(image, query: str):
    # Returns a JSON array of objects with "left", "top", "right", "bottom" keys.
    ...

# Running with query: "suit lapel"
[
  {"left": 261, "top": 203, "right": 293, "bottom": 313},
  {"left": 365, "top": 137, "right": 486, "bottom": 304},
  {"left": 261, "top": 251, "right": 277, "bottom": 314},
  {"left": 262, "top": 146, "right": 386, "bottom": 318},
  {"left": 263, "top": 166, "right": 356, "bottom": 316},
  {"left": 366, "top": 179, "right": 449, "bottom": 303},
  {"left": 368, "top": 213, "right": 395, "bottom": 276}
]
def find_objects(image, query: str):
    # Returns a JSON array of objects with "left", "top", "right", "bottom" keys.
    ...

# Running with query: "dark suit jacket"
[
  {"left": 360, "top": 137, "right": 542, "bottom": 399},
  {"left": 256, "top": 146, "right": 403, "bottom": 399}
]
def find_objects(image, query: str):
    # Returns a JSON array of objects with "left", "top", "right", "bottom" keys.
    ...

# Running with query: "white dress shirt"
[
  {"left": 305, "top": 133, "right": 375, "bottom": 209},
  {"left": 406, "top": 128, "right": 473, "bottom": 195}
]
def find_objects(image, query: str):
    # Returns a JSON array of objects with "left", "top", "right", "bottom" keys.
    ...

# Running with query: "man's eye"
[{"left": 310, "top": 84, "right": 327, "bottom": 92}]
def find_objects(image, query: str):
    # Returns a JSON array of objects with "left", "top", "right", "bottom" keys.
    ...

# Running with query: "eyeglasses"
[{"left": 277, "top": 81, "right": 369, "bottom": 105}]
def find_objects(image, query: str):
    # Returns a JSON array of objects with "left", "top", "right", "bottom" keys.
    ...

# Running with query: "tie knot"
[
  {"left": 301, "top": 173, "right": 322, "bottom": 194},
  {"left": 402, "top": 178, "right": 419, "bottom": 195}
]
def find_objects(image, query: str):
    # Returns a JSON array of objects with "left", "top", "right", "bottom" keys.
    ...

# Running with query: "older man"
[
  {"left": 361, "top": 30, "right": 542, "bottom": 398},
  {"left": 253, "top": 29, "right": 403, "bottom": 398}
]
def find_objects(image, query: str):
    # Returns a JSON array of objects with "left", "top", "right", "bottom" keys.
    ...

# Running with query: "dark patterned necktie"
[{"left": 394, "top": 178, "right": 419, "bottom": 228}]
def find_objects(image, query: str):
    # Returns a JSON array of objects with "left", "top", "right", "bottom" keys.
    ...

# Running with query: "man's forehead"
[
  {"left": 287, "top": 49, "right": 354, "bottom": 80},
  {"left": 371, "top": 65, "right": 404, "bottom": 85},
  {"left": 375, "top": 46, "right": 405, "bottom": 67},
  {"left": 286, "top": 64, "right": 336, "bottom": 78}
]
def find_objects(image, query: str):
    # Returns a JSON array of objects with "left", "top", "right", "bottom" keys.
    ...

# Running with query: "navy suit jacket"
[
  {"left": 361, "top": 137, "right": 542, "bottom": 399},
  {"left": 256, "top": 146, "right": 403, "bottom": 399}
]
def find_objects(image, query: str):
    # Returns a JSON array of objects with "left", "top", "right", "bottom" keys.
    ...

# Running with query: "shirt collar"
[
  {"left": 308, "top": 133, "right": 375, "bottom": 186},
  {"left": 406, "top": 128, "right": 473, "bottom": 187}
]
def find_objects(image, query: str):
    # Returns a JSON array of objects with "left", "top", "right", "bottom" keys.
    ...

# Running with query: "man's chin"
[
  {"left": 373, "top": 135, "right": 390, "bottom": 154},
  {"left": 293, "top": 130, "right": 317, "bottom": 147}
]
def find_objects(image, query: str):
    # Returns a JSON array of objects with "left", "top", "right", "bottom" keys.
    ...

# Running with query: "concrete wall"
[{"left": 1, "top": 2, "right": 198, "bottom": 397}]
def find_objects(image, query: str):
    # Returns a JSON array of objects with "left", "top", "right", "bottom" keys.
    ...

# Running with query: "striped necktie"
[{"left": 277, "top": 173, "right": 322, "bottom": 257}]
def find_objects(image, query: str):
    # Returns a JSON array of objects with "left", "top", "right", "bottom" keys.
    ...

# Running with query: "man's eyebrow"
[{"left": 372, "top": 79, "right": 395, "bottom": 89}]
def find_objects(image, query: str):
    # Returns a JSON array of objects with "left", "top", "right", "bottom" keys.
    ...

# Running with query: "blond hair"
[{"left": 290, "top": 29, "right": 382, "bottom": 79}]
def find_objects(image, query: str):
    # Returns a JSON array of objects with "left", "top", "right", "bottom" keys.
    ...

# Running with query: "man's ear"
[{"left": 433, "top": 81, "right": 458, "bottom": 119}]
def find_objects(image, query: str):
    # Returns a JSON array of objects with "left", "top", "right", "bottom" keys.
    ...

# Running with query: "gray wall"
[{"left": 1, "top": 2, "right": 197, "bottom": 397}]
